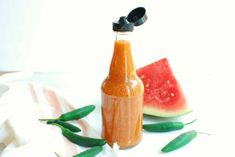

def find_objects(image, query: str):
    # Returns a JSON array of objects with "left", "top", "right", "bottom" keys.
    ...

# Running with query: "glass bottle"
[{"left": 101, "top": 16, "right": 144, "bottom": 149}]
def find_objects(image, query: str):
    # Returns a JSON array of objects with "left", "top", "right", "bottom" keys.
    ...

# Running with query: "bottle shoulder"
[{"left": 101, "top": 75, "right": 144, "bottom": 96}]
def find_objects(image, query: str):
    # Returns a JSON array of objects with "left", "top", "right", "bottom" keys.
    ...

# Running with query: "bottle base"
[{"left": 105, "top": 135, "right": 142, "bottom": 150}]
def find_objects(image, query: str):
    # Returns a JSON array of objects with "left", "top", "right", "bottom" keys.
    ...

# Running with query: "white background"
[{"left": 1, "top": 0, "right": 235, "bottom": 156}]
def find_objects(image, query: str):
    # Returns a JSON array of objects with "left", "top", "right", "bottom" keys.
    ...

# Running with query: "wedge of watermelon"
[{"left": 137, "top": 58, "right": 191, "bottom": 117}]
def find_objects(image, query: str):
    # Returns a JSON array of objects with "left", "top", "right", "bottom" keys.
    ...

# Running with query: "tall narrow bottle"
[{"left": 101, "top": 8, "right": 147, "bottom": 149}]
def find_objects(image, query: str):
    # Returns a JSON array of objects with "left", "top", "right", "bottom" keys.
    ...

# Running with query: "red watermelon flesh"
[{"left": 137, "top": 58, "right": 191, "bottom": 117}]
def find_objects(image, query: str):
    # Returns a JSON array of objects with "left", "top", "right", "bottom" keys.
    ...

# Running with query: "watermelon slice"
[{"left": 137, "top": 58, "right": 191, "bottom": 117}]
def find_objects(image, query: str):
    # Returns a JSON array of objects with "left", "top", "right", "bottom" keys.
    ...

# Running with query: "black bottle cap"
[
  {"left": 113, "top": 16, "right": 134, "bottom": 32},
  {"left": 112, "top": 7, "right": 147, "bottom": 32},
  {"left": 127, "top": 7, "right": 147, "bottom": 26}
]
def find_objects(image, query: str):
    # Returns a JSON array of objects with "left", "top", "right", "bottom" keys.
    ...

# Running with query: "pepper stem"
[
  {"left": 184, "top": 119, "right": 197, "bottom": 126},
  {"left": 197, "top": 131, "right": 211, "bottom": 136},
  {"left": 55, "top": 152, "right": 61, "bottom": 157},
  {"left": 38, "top": 118, "right": 59, "bottom": 122}
]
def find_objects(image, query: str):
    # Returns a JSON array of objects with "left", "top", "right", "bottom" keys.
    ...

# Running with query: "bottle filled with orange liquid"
[{"left": 101, "top": 7, "right": 147, "bottom": 149}]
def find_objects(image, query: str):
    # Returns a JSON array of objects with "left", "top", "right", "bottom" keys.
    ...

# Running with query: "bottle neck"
[
  {"left": 109, "top": 32, "right": 136, "bottom": 81},
  {"left": 115, "top": 31, "right": 132, "bottom": 41}
]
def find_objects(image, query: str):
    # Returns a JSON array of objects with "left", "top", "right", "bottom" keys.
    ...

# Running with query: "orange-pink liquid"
[{"left": 101, "top": 40, "right": 144, "bottom": 149}]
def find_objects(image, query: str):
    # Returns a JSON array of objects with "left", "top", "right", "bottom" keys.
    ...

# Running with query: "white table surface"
[{"left": 1, "top": 72, "right": 235, "bottom": 156}]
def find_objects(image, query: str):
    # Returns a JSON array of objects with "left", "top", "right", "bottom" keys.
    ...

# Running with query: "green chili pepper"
[
  {"left": 73, "top": 146, "right": 103, "bottom": 157},
  {"left": 143, "top": 119, "right": 196, "bottom": 132},
  {"left": 55, "top": 124, "right": 106, "bottom": 147},
  {"left": 58, "top": 105, "right": 95, "bottom": 121},
  {"left": 47, "top": 120, "right": 81, "bottom": 132},
  {"left": 161, "top": 130, "right": 197, "bottom": 153},
  {"left": 39, "top": 105, "right": 95, "bottom": 122}
]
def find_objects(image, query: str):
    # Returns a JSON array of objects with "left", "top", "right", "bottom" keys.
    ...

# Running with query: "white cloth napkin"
[
  {"left": 0, "top": 81, "right": 117, "bottom": 157},
  {"left": 0, "top": 83, "right": 59, "bottom": 157}
]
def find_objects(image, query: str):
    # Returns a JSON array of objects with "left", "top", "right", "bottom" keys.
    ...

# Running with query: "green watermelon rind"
[{"left": 143, "top": 105, "right": 192, "bottom": 118}]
